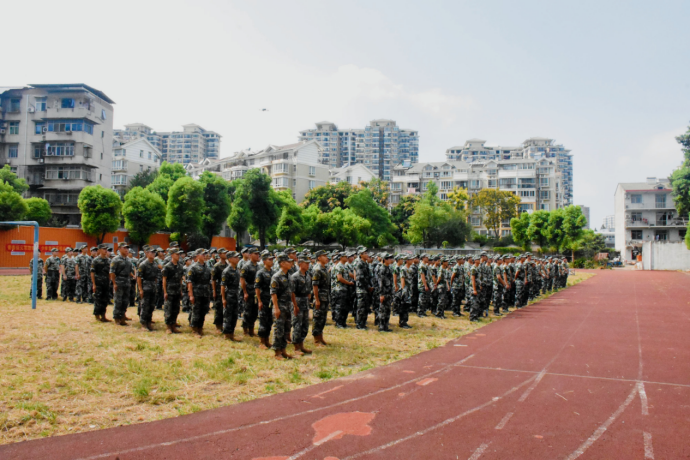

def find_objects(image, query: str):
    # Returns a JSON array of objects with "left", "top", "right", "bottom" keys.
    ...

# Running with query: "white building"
[
  {"left": 446, "top": 137, "right": 573, "bottom": 205},
  {"left": 114, "top": 123, "right": 221, "bottom": 165},
  {"left": 390, "top": 157, "right": 563, "bottom": 236},
  {"left": 0, "top": 84, "right": 115, "bottom": 224},
  {"left": 578, "top": 205, "right": 590, "bottom": 229},
  {"left": 187, "top": 140, "right": 328, "bottom": 203},
  {"left": 111, "top": 138, "right": 162, "bottom": 197},
  {"left": 330, "top": 163, "right": 378, "bottom": 185},
  {"left": 299, "top": 119, "right": 419, "bottom": 181},
  {"left": 602, "top": 214, "right": 615, "bottom": 230},
  {"left": 614, "top": 177, "right": 688, "bottom": 262}
]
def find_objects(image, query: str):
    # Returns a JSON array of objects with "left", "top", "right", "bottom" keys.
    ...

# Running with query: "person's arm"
[
  {"left": 211, "top": 277, "right": 217, "bottom": 300},
  {"left": 421, "top": 272, "right": 429, "bottom": 291},
  {"left": 163, "top": 275, "right": 168, "bottom": 301},
  {"left": 91, "top": 271, "right": 96, "bottom": 292},
  {"left": 187, "top": 275, "right": 195, "bottom": 304},
  {"left": 241, "top": 277, "right": 248, "bottom": 301},
  {"left": 291, "top": 291, "right": 299, "bottom": 316},
  {"left": 313, "top": 284, "right": 321, "bottom": 309},
  {"left": 472, "top": 273, "right": 478, "bottom": 295},
  {"left": 337, "top": 273, "right": 353, "bottom": 286},
  {"left": 271, "top": 293, "right": 280, "bottom": 319},
  {"left": 110, "top": 272, "right": 117, "bottom": 292},
  {"left": 256, "top": 287, "right": 263, "bottom": 310}
]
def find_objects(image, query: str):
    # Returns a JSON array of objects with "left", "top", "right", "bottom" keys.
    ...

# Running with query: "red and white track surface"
[{"left": 3, "top": 270, "right": 690, "bottom": 460}]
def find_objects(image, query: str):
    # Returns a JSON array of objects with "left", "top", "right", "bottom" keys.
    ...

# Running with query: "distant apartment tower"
[
  {"left": 602, "top": 214, "right": 615, "bottom": 230},
  {"left": 446, "top": 137, "right": 573, "bottom": 205},
  {"left": 0, "top": 84, "right": 115, "bottom": 224},
  {"left": 111, "top": 138, "right": 162, "bottom": 197},
  {"left": 578, "top": 205, "right": 590, "bottom": 229},
  {"left": 299, "top": 119, "right": 419, "bottom": 181},
  {"left": 114, "top": 123, "right": 221, "bottom": 165}
]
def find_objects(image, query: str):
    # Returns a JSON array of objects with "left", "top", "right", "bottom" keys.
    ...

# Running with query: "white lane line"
[
  {"left": 518, "top": 370, "right": 546, "bottom": 402},
  {"left": 340, "top": 376, "right": 536, "bottom": 460},
  {"left": 287, "top": 430, "right": 343, "bottom": 460},
  {"left": 312, "top": 385, "right": 344, "bottom": 399},
  {"left": 637, "top": 382, "right": 649, "bottom": 415},
  {"left": 643, "top": 432, "right": 654, "bottom": 459},
  {"left": 468, "top": 442, "right": 490, "bottom": 460},
  {"left": 494, "top": 412, "right": 513, "bottom": 430},
  {"left": 564, "top": 385, "right": 638, "bottom": 460}
]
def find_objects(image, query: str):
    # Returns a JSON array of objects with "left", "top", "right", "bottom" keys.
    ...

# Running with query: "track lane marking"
[
  {"left": 468, "top": 442, "right": 490, "bottom": 460},
  {"left": 494, "top": 412, "right": 513, "bottom": 430},
  {"left": 643, "top": 432, "right": 654, "bottom": 459}
]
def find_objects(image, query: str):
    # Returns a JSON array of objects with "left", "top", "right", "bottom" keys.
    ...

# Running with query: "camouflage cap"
[
  {"left": 64, "top": 247, "right": 73, "bottom": 252},
  {"left": 314, "top": 250, "right": 327, "bottom": 257},
  {"left": 169, "top": 248, "right": 180, "bottom": 255},
  {"left": 97, "top": 244, "right": 108, "bottom": 250},
  {"left": 226, "top": 251, "right": 239, "bottom": 258},
  {"left": 217, "top": 248, "right": 228, "bottom": 254},
  {"left": 276, "top": 254, "right": 291, "bottom": 263},
  {"left": 90, "top": 246, "right": 98, "bottom": 252},
  {"left": 240, "top": 247, "right": 248, "bottom": 254},
  {"left": 284, "top": 248, "right": 296, "bottom": 254},
  {"left": 260, "top": 250, "right": 273, "bottom": 260},
  {"left": 169, "top": 241, "right": 180, "bottom": 248},
  {"left": 298, "top": 257, "right": 310, "bottom": 264},
  {"left": 209, "top": 248, "right": 217, "bottom": 254},
  {"left": 247, "top": 247, "right": 259, "bottom": 254}
]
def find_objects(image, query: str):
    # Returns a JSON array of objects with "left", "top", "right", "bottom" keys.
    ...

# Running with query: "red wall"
[{"left": 0, "top": 226, "right": 235, "bottom": 268}]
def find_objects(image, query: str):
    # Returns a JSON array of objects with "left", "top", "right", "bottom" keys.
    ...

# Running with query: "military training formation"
[{"left": 31, "top": 244, "right": 571, "bottom": 360}]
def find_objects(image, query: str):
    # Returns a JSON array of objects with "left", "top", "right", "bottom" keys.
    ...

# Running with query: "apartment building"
[
  {"left": 602, "top": 214, "right": 615, "bottom": 230},
  {"left": 111, "top": 138, "right": 162, "bottom": 197},
  {"left": 446, "top": 137, "right": 573, "bottom": 205},
  {"left": 578, "top": 205, "right": 590, "bottom": 229},
  {"left": 390, "top": 157, "right": 563, "bottom": 236},
  {"left": 329, "top": 164, "right": 378, "bottom": 186},
  {"left": 114, "top": 123, "right": 221, "bottom": 165},
  {"left": 0, "top": 84, "right": 114, "bottom": 224},
  {"left": 614, "top": 178, "right": 687, "bottom": 262},
  {"left": 299, "top": 119, "right": 419, "bottom": 181},
  {"left": 186, "top": 140, "right": 328, "bottom": 203}
]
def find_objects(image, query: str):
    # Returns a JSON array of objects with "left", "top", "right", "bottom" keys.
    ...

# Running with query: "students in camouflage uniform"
[
  {"left": 237, "top": 248, "right": 249, "bottom": 318},
  {"left": 162, "top": 248, "right": 184, "bottom": 334},
  {"left": 398, "top": 256, "right": 413, "bottom": 329},
  {"left": 311, "top": 250, "right": 331, "bottom": 346},
  {"left": 44, "top": 248, "right": 61, "bottom": 300},
  {"left": 240, "top": 248, "right": 260, "bottom": 337},
  {"left": 110, "top": 245, "right": 134, "bottom": 325},
  {"left": 354, "top": 249, "right": 373, "bottom": 330},
  {"left": 75, "top": 246, "right": 91, "bottom": 303},
  {"left": 377, "top": 253, "right": 394, "bottom": 332},
  {"left": 137, "top": 247, "right": 160, "bottom": 331},
  {"left": 332, "top": 253, "right": 354, "bottom": 329},
  {"left": 492, "top": 257, "right": 508, "bottom": 316},
  {"left": 211, "top": 249, "right": 228, "bottom": 333},
  {"left": 513, "top": 254, "right": 528, "bottom": 308},
  {"left": 270, "top": 254, "right": 295, "bottom": 360},
  {"left": 221, "top": 251, "right": 242, "bottom": 342},
  {"left": 468, "top": 256, "right": 482, "bottom": 322},
  {"left": 450, "top": 256, "right": 465, "bottom": 316},
  {"left": 409, "top": 256, "right": 419, "bottom": 315},
  {"left": 61, "top": 248, "right": 78, "bottom": 302},
  {"left": 417, "top": 254, "right": 431, "bottom": 317},
  {"left": 29, "top": 255, "right": 44, "bottom": 299},
  {"left": 91, "top": 244, "right": 112, "bottom": 322},
  {"left": 434, "top": 258, "right": 449, "bottom": 318},
  {"left": 187, "top": 249, "right": 212, "bottom": 337},
  {"left": 290, "top": 257, "right": 313, "bottom": 355},
  {"left": 255, "top": 251, "right": 275, "bottom": 349}
]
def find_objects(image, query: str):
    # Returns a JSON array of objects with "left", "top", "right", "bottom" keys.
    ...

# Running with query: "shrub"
[{"left": 493, "top": 247, "right": 523, "bottom": 255}]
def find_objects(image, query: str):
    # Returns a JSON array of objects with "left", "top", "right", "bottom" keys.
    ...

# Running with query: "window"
[
  {"left": 470, "top": 217, "right": 481, "bottom": 226},
  {"left": 680, "top": 229, "right": 687, "bottom": 239},
  {"left": 518, "top": 204, "right": 533, "bottom": 213},
  {"left": 35, "top": 97, "right": 47, "bottom": 111},
  {"left": 391, "top": 182, "right": 402, "bottom": 191},
  {"left": 101, "top": 109, "right": 107, "bottom": 120},
  {"left": 540, "top": 203, "right": 550, "bottom": 211},
  {"left": 112, "top": 160, "right": 127, "bottom": 170},
  {"left": 346, "top": 176, "right": 352, "bottom": 183},
  {"left": 61, "top": 98, "right": 75, "bottom": 109},
  {"left": 111, "top": 175, "right": 128, "bottom": 185},
  {"left": 148, "top": 152, "right": 151, "bottom": 160},
  {"left": 35, "top": 123, "right": 46, "bottom": 134},
  {"left": 45, "top": 166, "right": 91, "bottom": 181},
  {"left": 540, "top": 191, "right": 550, "bottom": 199},
  {"left": 630, "top": 212, "right": 642, "bottom": 222},
  {"left": 655, "top": 194, "right": 667, "bottom": 208},
  {"left": 655, "top": 230, "right": 668, "bottom": 241},
  {"left": 293, "top": 165, "right": 298, "bottom": 173},
  {"left": 630, "top": 194, "right": 642, "bottom": 204},
  {"left": 440, "top": 181, "right": 453, "bottom": 190},
  {"left": 309, "top": 180, "right": 316, "bottom": 190},
  {"left": 140, "top": 150, "right": 143, "bottom": 158},
  {"left": 631, "top": 230, "right": 643, "bottom": 239},
  {"left": 273, "top": 163, "right": 288, "bottom": 173},
  {"left": 45, "top": 142, "right": 75, "bottom": 156},
  {"left": 540, "top": 178, "right": 550, "bottom": 186},
  {"left": 9, "top": 121, "right": 19, "bottom": 135},
  {"left": 309, "top": 166, "right": 316, "bottom": 176},
  {"left": 46, "top": 119, "right": 94, "bottom": 134},
  {"left": 140, "top": 165, "right": 143, "bottom": 172},
  {"left": 8, "top": 144, "right": 18, "bottom": 158},
  {"left": 293, "top": 179, "right": 297, "bottom": 187},
  {"left": 9, "top": 98, "right": 21, "bottom": 112}
]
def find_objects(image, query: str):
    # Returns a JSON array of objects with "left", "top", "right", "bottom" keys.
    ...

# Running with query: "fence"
[
  {"left": 0, "top": 226, "right": 235, "bottom": 269},
  {"left": 641, "top": 241, "right": 690, "bottom": 270}
]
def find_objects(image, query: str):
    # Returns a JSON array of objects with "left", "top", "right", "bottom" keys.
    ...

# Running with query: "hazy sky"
[{"left": 4, "top": 0, "right": 690, "bottom": 228}]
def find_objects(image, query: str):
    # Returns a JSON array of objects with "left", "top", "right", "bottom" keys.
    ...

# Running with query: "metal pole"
[{"left": 1, "top": 221, "right": 39, "bottom": 309}]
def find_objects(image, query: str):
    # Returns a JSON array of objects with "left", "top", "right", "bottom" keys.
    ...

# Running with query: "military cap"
[
  {"left": 384, "top": 253, "right": 395, "bottom": 260},
  {"left": 298, "top": 257, "right": 310, "bottom": 264},
  {"left": 50, "top": 247, "right": 59, "bottom": 252},
  {"left": 357, "top": 247, "right": 368, "bottom": 255},
  {"left": 227, "top": 251, "right": 239, "bottom": 257},
  {"left": 169, "top": 248, "right": 180, "bottom": 254},
  {"left": 96, "top": 243, "right": 107, "bottom": 250},
  {"left": 240, "top": 247, "right": 248, "bottom": 254},
  {"left": 525, "top": 252, "right": 533, "bottom": 256},
  {"left": 208, "top": 248, "right": 216, "bottom": 254},
  {"left": 480, "top": 251, "right": 487, "bottom": 256},
  {"left": 217, "top": 248, "right": 228, "bottom": 254},
  {"left": 64, "top": 247, "right": 73, "bottom": 252},
  {"left": 90, "top": 246, "right": 98, "bottom": 252},
  {"left": 260, "top": 250, "right": 273, "bottom": 260},
  {"left": 276, "top": 254, "right": 290, "bottom": 263},
  {"left": 284, "top": 248, "right": 296, "bottom": 254},
  {"left": 247, "top": 247, "right": 258, "bottom": 254},
  {"left": 314, "top": 250, "right": 327, "bottom": 257}
]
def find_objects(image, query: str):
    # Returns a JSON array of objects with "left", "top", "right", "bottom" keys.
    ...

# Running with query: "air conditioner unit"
[
  {"left": 65, "top": 131, "right": 73, "bottom": 135},
  {"left": 0, "top": 129, "right": 5, "bottom": 134},
  {"left": 28, "top": 107, "right": 35, "bottom": 113},
  {"left": 42, "top": 126, "right": 48, "bottom": 133}
]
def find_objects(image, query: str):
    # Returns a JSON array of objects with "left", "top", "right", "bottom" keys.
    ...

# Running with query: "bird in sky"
[{"left": 261, "top": 108, "right": 268, "bottom": 111}]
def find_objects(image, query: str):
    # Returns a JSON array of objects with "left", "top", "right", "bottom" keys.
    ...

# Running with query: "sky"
[{"left": 4, "top": 0, "right": 690, "bottom": 228}]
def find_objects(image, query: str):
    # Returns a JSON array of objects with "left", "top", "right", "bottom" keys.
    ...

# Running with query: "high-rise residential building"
[
  {"left": 578, "top": 205, "right": 590, "bottom": 229},
  {"left": 111, "top": 138, "right": 162, "bottom": 197},
  {"left": 446, "top": 137, "right": 573, "bottom": 205},
  {"left": 299, "top": 119, "right": 419, "bottom": 181},
  {"left": 114, "top": 123, "right": 221, "bottom": 165},
  {"left": 0, "top": 83, "right": 115, "bottom": 225},
  {"left": 614, "top": 177, "right": 687, "bottom": 262},
  {"left": 329, "top": 164, "right": 378, "bottom": 186},
  {"left": 186, "top": 140, "right": 329, "bottom": 203},
  {"left": 602, "top": 214, "right": 615, "bottom": 230},
  {"left": 390, "top": 157, "right": 563, "bottom": 236}
]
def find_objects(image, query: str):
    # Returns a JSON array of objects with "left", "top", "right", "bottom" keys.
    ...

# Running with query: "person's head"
[
  {"left": 276, "top": 255, "right": 291, "bottom": 273},
  {"left": 170, "top": 248, "right": 180, "bottom": 264},
  {"left": 406, "top": 257, "right": 413, "bottom": 267},
  {"left": 262, "top": 252, "right": 274, "bottom": 269},
  {"left": 298, "top": 258, "right": 310, "bottom": 273},
  {"left": 227, "top": 251, "right": 239, "bottom": 266},
  {"left": 146, "top": 248, "right": 155, "bottom": 261},
  {"left": 194, "top": 250, "right": 205, "bottom": 263},
  {"left": 383, "top": 254, "right": 393, "bottom": 266},
  {"left": 219, "top": 249, "right": 227, "bottom": 261},
  {"left": 421, "top": 254, "right": 429, "bottom": 264},
  {"left": 339, "top": 253, "right": 348, "bottom": 264},
  {"left": 315, "top": 250, "right": 328, "bottom": 265},
  {"left": 97, "top": 244, "right": 107, "bottom": 257},
  {"left": 90, "top": 247, "right": 97, "bottom": 257},
  {"left": 248, "top": 248, "right": 260, "bottom": 263},
  {"left": 285, "top": 248, "right": 298, "bottom": 261},
  {"left": 119, "top": 245, "right": 129, "bottom": 257}
]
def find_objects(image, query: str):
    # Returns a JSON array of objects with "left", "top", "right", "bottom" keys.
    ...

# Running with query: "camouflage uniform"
[
  {"left": 91, "top": 255, "right": 111, "bottom": 317},
  {"left": 417, "top": 262, "right": 430, "bottom": 316},
  {"left": 212, "top": 259, "right": 227, "bottom": 329},
  {"left": 290, "top": 269, "right": 311, "bottom": 344},
  {"left": 492, "top": 264, "right": 505, "bottom": 314},
  {"left": 162, "top": 260, "right": 184, "bottom": 326},
  {"left": 221, "top": 263, "right": 240, "bottom": 335},
  {"left": 409, "top": 261, "right": 419, "bottom": 314},
  {"left": 270, "top": 269, "right": 293, "bottom": 351},
  {"left": 237, "top": 257, "right": 247, "bottom": 317},
  {"left": 110, "top": 255, "right": 133, "bottom": 320},
  {"left": 155, "top": 255, "right": 165, "bottom": 309},
  {"left": 451, "top": 261, "right": 465, "bottom": 316},
  {"left": 514, "top": 261, "right": 528, "bottom": 308},
  {"left": 188, "top": 261, "right": 212, "bottom": 329},
  {"left": 398, "top": 264, "right": 411, "bottom": 327},
  {"left": 255, "top": 265, "right": 274, "bottom": 339},
  {"left": 240, "top": 261, "right": 259, "bottom": 331},
  {"left": 29, "top": 257, "right": 44, "bottom": 299},
  {"left": 331, "top": 262, "right": 350, "bottom": 327},
  {"left": 44, "top": 254, "right": 61, "bottom": 300},
  {"left": 61, "top": 255, "right": 78, "bottom": 301},
  {"left": 354, "top": 257, "right": 371, "bottom": 328},
  {"left": 75, "top": 253, "right": 91, "bottom": 302},
  {"left": 182, "top": 261, "right": 192, "bottom": 313},
  {"left": 468, "top": 264, "right": 481, "bottom": 321},
  {"left": 377, "top": 262, "right": 394, "bottom": 331},
  {"left": 138, "top": 259, "right": 160, "bottom": 325},
  {"left": 435, "top": 266, "right": 448, "bottom": 318},
  {"left": 311, "top": 261, "right": 330, "bottom": 337}
]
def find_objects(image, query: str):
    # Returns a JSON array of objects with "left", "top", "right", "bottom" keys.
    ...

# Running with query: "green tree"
[
  {"left": 24, "top": 197, "right": 52, "bottom": 225},
  {"left": 510, "top": 211, "right": 531, "bottom": 251},
  {"left": 231, "top": 169, "right": 279, "bottom": 249},
  {"left": 468, "top": 188, "right": 521, "bottom": 238},
  {"left": 345, "top": 189, "right": 397, "bottom": 247},
  {"left": 300, "top": 181, "right": 354, "bottom": 212},
  {"left": 358, "top": 178, "right": 390, "bottom": 208},
  {"left": 126, "top": 168, "right": 158, "bottom": 193},
  {"left": 435, "top": 212, "right": 472, "bottom": 248},
  {"left": 447, "top": 186, "right": 469, "bottom": 211},
  {"left": 322, "top": 207, "right": 371, "bottom": 250},
  {"left": 545, "top": 208, "right": 566, "bottom": 251},
  {"left": 405, "top": 183, "right": 449, "bottom": 248},
  {"left": 301, "top": 204, "right": 330, "bottom": 245},
  {"left": 670, "top": 124, "right": 690, "bottom": 217},
  {"left": 526, "top": 210, "right": 551, "bottom": 248},
  {"left": 227, "top": 198, "right": 251, "bottom": 241},
  {"left": 560, "top": 205, "right": 588, "bottom": 258},
  {"left": 145, "top": 161, "right": 187, "bottom": 202},
  {"left": 165, "top": 177, "right": 204, "bottom": 244},
  {"left": 159, "top": 161, "right": 187, "bottom": 182},
  {"left": 123, "top": 187, "right": 166, "bottom": 245},
  {"left": 78, "top": 185, "right": 122, "bottom": 244},
  {"left": 0, "top": 182, "right": 28, "bottom": 223},
  {"left": 390, "top": 195, "right": 420, "bottom": 243},
  {"left": 199, "top": 171, "right": 231, "bottom": 246},
  {"left": 276, "top": 204, "right": 305, "bottom": 245},
  {"left": 0, "top": 165, "right": 29, "bottom": 194}
]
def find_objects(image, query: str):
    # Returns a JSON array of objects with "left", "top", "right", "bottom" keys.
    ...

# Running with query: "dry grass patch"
[{"left": 0, "top": 271, "right": 592, "bottom": 444}]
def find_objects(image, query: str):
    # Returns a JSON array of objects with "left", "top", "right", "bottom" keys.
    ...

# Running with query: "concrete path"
[{"left": 3, "top": 271, "right": 690, "bottom": 460}]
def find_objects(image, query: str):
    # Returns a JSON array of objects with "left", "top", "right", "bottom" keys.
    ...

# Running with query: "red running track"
[{"left": 3, "top": 270, "right": 690, "bottom": 460}]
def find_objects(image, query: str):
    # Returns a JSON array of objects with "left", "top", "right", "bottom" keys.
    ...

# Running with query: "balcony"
[
  {"left": 625, "top": 202, "right": 674, "bottom": 210},
  {"left": 626, "top": 218, "right": 688, "bottom": 228}
]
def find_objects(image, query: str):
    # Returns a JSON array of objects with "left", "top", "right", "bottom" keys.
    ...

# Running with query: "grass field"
[{"left": 0, "top": 271, "right": 593, "bottom": 444}]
